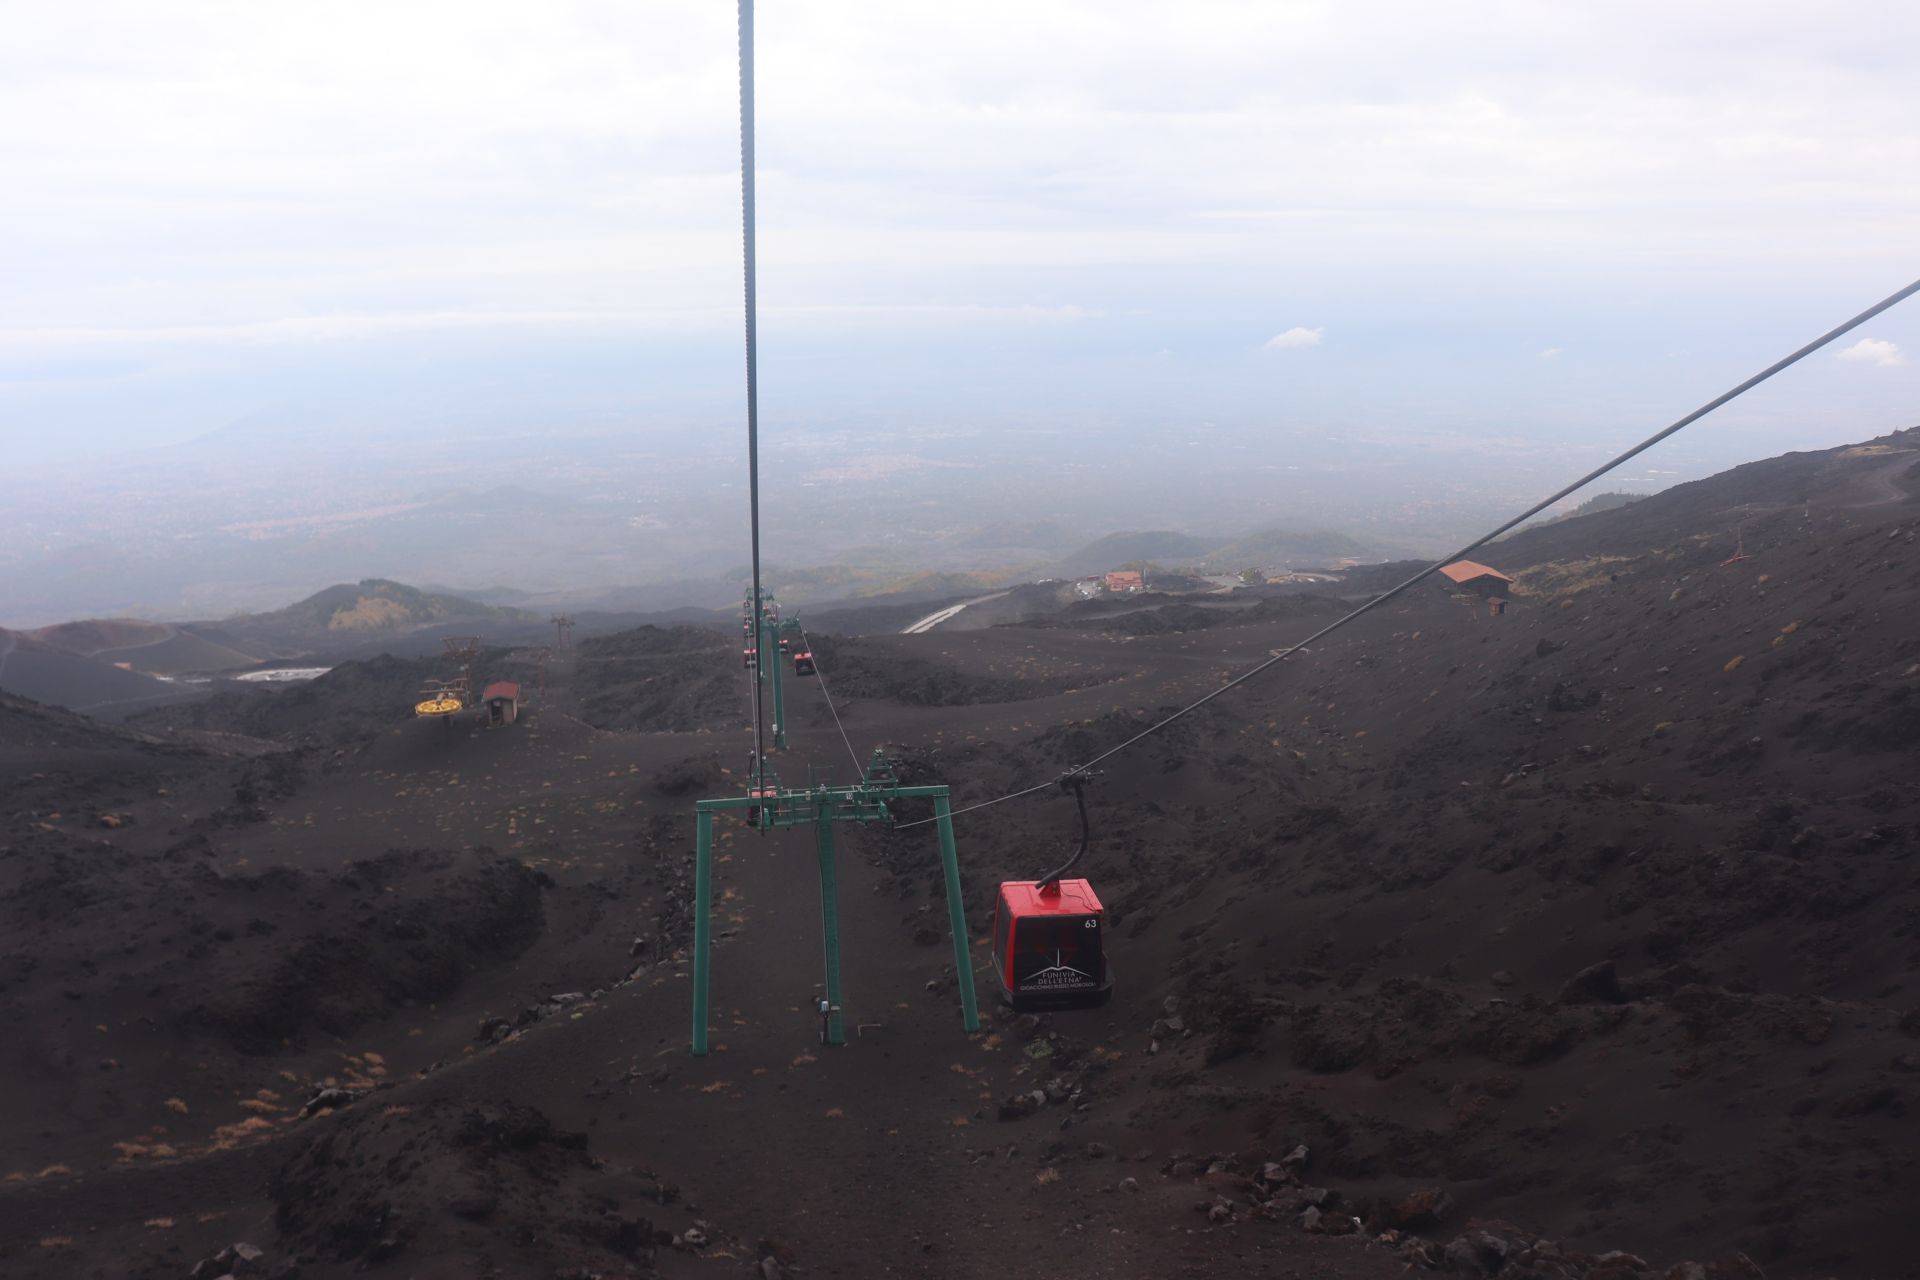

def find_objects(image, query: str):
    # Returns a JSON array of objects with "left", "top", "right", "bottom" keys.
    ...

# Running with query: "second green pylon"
[
  {"left": 814, "top": 812, "right": 845, "bottom": 1046},
  {"left": 688, "top": 754, "right": 981, "bottom": 1056}
]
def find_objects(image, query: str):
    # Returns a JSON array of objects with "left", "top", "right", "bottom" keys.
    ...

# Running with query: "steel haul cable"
[
  {"left": 797, "top": 625, "right": 865, "bottom": 778},
  {"left": 738, "top": 0, "right": 767, "bottom": 788},
  {"left": 896, "top": 276, "right": 1920, "bottom": 831}
]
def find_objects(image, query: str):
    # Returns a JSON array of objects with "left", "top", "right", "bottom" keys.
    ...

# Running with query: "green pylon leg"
[
  {"left": 816, "top": 815, "right": 846, "bottom": 1046},
  {"left": 933, "top": 794, "right": 982, "bottom": 1032},
  {"left": 769, "top": 617, "right": 787, "bottom": 750},
  {"left": 691, "top": 809, "right": 714, "bottom": 1056}
]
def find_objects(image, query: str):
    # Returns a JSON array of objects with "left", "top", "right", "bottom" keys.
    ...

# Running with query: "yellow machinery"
[{"left": 415, "top": 671, "right": 468, "bottom": 719}]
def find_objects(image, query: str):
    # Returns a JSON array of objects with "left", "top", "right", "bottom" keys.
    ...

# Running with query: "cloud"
[
  {"left": 1539, "top": 346, "right": 1563, "bottom": 359},
  {"left": 4, "top": 0, "right": 1920, "bottom": 462},
  {"left": 0, "top": 301, "right": 1103, "bottom": 352},
  {"left": 1836, "top": 337, "right": 1907, "bottom": 368},
  {"left": 1264, "top": 326, "right": 1324, "bottom": 350}
]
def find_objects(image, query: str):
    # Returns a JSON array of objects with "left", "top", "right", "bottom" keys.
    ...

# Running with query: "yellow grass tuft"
[{"left": 211, "top": 1116, "right": 275, "bottom": 1147}]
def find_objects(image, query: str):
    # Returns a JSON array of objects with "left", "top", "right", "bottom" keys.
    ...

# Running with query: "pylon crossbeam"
[{"left": 689, "top": 773, "right": 981, "bottom": 1054}]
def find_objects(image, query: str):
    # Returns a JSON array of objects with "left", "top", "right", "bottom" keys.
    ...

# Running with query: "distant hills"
[
  {"left": 1048, "top": 523, "right": 1403, "bottom": 578},
  {"left": 0, "top": 580, "right": 550, "bottom": 717},
  {"left": 0, "top": 629, "right": 199, "bottom": 720},
  {"left": 1333, "top": 426, "right": 1920, "bottom": 596},
  {"left": 1208, "top": 523, "right": 1401, "bottom": 569},
  {"left": 29, "top": 617, "right": 262, "bottom": 676},
  {"left": 1048, "top": 531, "right": 1218, "bottom": 577},
  {"left": 219, "top": 578, "right": 535, "bottom": 641},
  {"left": 9, "top": 429, "right": 1916, "bottom": 726},
  {"left": 1495, "top": 491, "right": 1645, "bottom": 541}
]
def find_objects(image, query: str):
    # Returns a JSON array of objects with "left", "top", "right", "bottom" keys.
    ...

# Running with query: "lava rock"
[
  {"left": 448, "top": 1194, "right": 497, "bottom": 1221},
  {"left": 300, "top": 1087, "right": 359, "bottom": 1116},
  {"left": 1558, "top": 960, "right": 1627, "bottom": 1006},
  {"left": 1386, "top": 1186, "right": 1455, "bottom": 1230},
  {"left": 1444, "top": 1229, "right": 1512, "bottom": 1276},
  {"left": 996, "top": 1093, "right": 1039, "bottom": 1122}
]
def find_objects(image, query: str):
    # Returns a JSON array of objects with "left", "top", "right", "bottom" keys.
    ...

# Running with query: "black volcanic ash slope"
[
  {"left": 892, "top": 430, "right": 1920, "bottom": 1275},
  {"left": 0, "top": 430, "right": 1914, "bottom": 1280}
]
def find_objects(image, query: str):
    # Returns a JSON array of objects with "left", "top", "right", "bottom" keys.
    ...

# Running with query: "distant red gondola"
[
  {"left": 793, "top": 649, "right": 815, "bottom": 676},
  {"left": 742, "top": 647, "right": 757, "bottom": 668},
  {"left": 989, "top": 878, "right": 1111, "bottom": 1011}
]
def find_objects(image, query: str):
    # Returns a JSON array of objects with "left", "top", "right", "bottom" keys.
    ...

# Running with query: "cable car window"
[{"left": 1012, "top": 915, "right": 1102, "bottom": 990}]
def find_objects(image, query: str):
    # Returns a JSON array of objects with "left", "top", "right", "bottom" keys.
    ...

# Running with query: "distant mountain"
[
  {"left": 0, "top": 690, "right": 197, "bottom": 773},
  {"left": 29, "top": 617, "right": 173, "bottom": 652},
  {"left": 1489, "top": 429, "right": 1919, "bottom": 570},
  {"left": 1495, "top": 491, "right": 1647, "bottom": 541},
  {"left": 1207, "top": 523, "right": 1399, "bottom": 569},
  {"left": 0, "top": 629, "right": 202, "bottom": 720},
  {"left": 181, "top": 579, "right": 548, "bottom": 663},
  {"left": 951, "top": 519, "right": 1077, "bottom": 554},
  {"left": 1554, "top": 491, "right": 1646, "bottom": 522},
  {"left": 17, "top": 586, "right": 528, "bottom": 680},
  {"left": 1049, "top": 531, "right": 1221, "bottom": 577},
  {"left": 1050, "top": 524, "right": 1399, "bottom": 578},
  {"left": 1334, "top": 427, "right": 1920, "bottom": 595},
  {"left": 222, "top": 579, "right": 533, "bottom": 635},
  {"left": 31, "top": 618, "right": 263, "bottom": 676}
]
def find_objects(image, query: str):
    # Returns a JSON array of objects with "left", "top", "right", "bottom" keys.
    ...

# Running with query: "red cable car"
[
  {"left": 792, "top": 649, "right": 815, "bottom": 676},
  {"left": 742, "top": 647, "right": 757, "bottom": 668},
  {"left": 745, "top": 784, "right": 777, "bottom": 827},
  {"left": 987, "top": 774, "right": 1110, "bottom": 1011},
  {"left": 990, "top": 879, "right": 1110, "bottom": 1011}
]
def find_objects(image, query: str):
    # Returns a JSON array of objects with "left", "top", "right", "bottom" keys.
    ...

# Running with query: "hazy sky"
[{"left": 3, "top": 1, "right": 1916, "bottom": 470}]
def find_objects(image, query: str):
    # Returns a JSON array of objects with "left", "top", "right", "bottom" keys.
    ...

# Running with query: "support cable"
[
  {"left": 896, "top": 276, "right": 1920, "bottom": 831},
  {"left": 1034, "top": 772, "right": 1093, "bottom": 890},
  {"left": 738, "top": 0, "right": 767, "bottom": 787},
  {"left": 797, "top": 625, "right": 866, "bottom": 779}
]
